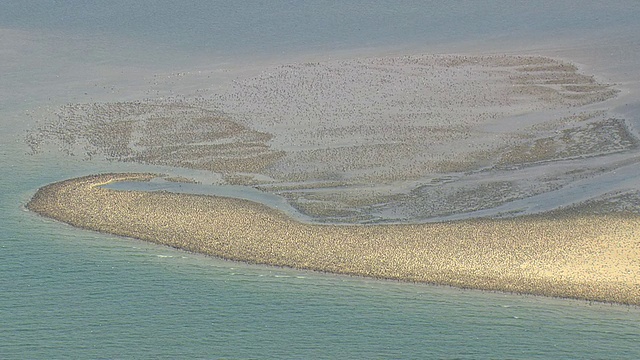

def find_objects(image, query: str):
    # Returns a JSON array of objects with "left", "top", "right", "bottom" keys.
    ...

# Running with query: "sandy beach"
[{"left": 27, "top": 173, "right": 640, "bottom": 305}]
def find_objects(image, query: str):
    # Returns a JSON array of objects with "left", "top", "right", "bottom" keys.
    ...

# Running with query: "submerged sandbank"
[{"left": 27, "top": 173, "right": 640, "bottom": 305}]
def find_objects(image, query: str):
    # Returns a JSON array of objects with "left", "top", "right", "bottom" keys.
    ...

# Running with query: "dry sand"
[{"left": 27, "top": 173, "right": 640, "bottom": 305}]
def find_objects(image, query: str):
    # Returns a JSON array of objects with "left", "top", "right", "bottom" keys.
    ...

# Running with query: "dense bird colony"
[{"left": 27, "top": 173, "right": 640, "bottom": 305}]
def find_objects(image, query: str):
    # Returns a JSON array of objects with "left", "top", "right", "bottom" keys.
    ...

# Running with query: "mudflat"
[{"left": 28, "top": 54, "right": 634, "bottom": 223}]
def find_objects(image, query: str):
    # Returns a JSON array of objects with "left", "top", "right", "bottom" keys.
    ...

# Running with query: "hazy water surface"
[{"left": 2, "top": 1, "right": 640, "bottom": 358}]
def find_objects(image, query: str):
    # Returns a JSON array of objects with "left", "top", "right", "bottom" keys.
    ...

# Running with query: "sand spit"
[{"left": 28, "top": 173, "right": 640, "bottom": 305}]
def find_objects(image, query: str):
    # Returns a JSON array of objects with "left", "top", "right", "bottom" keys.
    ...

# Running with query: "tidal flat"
[{"left": 28, "top": 54, "right": 636, "bottom": 223}]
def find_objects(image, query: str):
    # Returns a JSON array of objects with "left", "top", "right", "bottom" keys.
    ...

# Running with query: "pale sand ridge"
[{"left": 27, "top": 173, "right": 640, "bottom": 305}]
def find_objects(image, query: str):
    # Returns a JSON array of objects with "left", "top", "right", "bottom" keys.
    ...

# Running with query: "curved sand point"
[{"left": 28, "top": 173, "right": 640, "bottom": 305}]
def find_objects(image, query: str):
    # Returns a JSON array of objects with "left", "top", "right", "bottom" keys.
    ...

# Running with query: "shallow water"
[{"left": 2, "top": 1, "right": 640, "bottom": 358}]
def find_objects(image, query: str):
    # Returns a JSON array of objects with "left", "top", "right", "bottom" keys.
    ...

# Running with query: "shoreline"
[{"left": 27, "top": 173, "right": 640, "bottom": 305}]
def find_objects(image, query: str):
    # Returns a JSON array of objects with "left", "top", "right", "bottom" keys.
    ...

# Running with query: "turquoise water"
[{"left": 2, "top": 2, "right": 640, "bottom": 358}]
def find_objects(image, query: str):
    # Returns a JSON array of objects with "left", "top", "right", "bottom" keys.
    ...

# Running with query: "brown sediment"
[{"left": 27, "top": 173, "right": 640, "bottom": 305}]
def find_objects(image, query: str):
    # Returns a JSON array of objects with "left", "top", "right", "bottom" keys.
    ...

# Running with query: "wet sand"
[
  {"left": 27, "top": 173, "right": 640, "bottom": 305},
  {"left": 25, "top": 52, "right": 640, "bottom": 305},
  {"left": 27, "top": 54, "right": 635, "bottom": 223}
]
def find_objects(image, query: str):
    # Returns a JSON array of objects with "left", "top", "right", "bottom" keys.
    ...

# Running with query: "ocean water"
[{"left": 2, "top": 1, "right": 640, "bottom": 358}]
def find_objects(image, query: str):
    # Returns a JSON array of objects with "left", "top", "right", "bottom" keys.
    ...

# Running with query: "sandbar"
[{"left": 27, "top": 173, "right": 640, "bottom": 305}]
